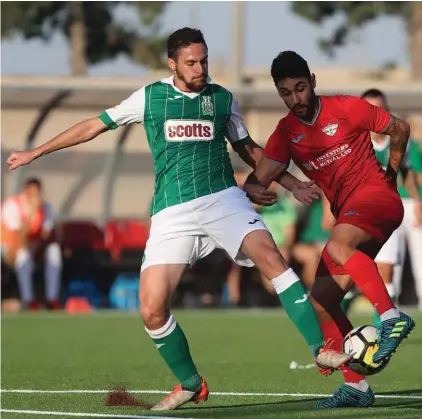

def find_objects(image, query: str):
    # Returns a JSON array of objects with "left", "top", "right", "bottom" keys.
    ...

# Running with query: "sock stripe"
[{"left": 145, "top": 315, "right": 177, "bottom": 339}]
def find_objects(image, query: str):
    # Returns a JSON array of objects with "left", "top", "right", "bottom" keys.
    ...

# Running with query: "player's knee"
[
  {"left": 140, "top": 301, "right": 168, "bottom": 330},
  {"left": 257, "top": 245, "right": 289, "bottom": 275},
  {"left": 326, "top": 240, "right": 353, "bottom": 266},
  {"left": 45, "top": 242, "right": 62, "bottom": 268}
]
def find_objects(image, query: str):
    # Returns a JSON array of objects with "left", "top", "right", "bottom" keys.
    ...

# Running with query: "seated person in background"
[{"left": 1, "top": 178, "right": 62, "bottom": 310}]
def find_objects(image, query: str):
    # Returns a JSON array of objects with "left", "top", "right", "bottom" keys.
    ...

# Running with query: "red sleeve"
[
  {"left": 263, "top": 120, "right": 291, "bottom": 165},
  {"left": 345, "top": 95, "right": 391, "bottom": 134}
]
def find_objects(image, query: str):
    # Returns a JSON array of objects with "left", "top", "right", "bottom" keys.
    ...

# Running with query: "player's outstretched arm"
[
  {"left": 233, "top": 138, "right": 318, "bottom": 203},
  {"left": 243, "top": 157, "right": 319, "bottom": 206},
  {"left": 379, "top": 115, "right": 410, "bottom": 181},
  {"left": 7, "top": 117, "right": 109, "bottom": 171}
]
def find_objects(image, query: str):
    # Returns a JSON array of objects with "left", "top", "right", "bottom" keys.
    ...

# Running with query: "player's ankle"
[
  {"left": 380, "top": 308, "right": 400, "bottom": 322},
  {"left": 181, "top": 373, "right": 202, "bottom": 392},
  {"left": 345, "top": 379, "right": 369, "bottom": 392}
]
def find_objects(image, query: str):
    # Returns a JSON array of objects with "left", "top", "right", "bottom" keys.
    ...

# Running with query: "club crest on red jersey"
[{"left": 322, "top": 123, "right": 338, "bottom": 136}]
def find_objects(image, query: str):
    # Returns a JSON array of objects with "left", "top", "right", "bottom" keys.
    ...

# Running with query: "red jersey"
[{"left": 264, "top": 95, "right": 392, "bottom": 216}]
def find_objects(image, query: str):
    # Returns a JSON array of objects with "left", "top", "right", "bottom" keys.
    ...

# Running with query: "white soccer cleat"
[
  {"left": 150, "top": 378, "right": 209, "bottom": 411},
  {"left": 315, "top": 339, "right": 352, "bottom": 376}
]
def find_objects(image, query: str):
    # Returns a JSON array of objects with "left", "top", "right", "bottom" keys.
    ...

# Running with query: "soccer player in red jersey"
[{"left": 244, "top": 51, "right": 416, "bottom": 408}]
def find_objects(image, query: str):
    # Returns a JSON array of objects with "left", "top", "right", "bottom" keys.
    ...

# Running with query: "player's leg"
[
  {"left": 325, "top": 187, "right": 415, "bottom": 362},
  {"left": 310, "top": 262, "right": 374, "bottom": 408},
  {"left": 201, "top": 187, "right": 350, "bottom": 369},
  {"left": 43, "top": 242, "right": 62, "bottom": 309},
  {"left": 373, "top": 227, "right": 401, "bottom": 326},
  {"left": 140, "top": 205, "right": 210, "bottom": 411}
]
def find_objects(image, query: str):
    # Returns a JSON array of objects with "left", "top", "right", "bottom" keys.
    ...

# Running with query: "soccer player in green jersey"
[
  {"left": 7, "top": 28, "right": 351, "bottom": 410},
  {"left": 361, "top": 89, "right": 422, "bottom": 325}
]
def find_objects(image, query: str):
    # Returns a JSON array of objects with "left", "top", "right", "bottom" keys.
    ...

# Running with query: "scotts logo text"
[{"left": 164, "top": 120, "right": 214, "bottom": 142}]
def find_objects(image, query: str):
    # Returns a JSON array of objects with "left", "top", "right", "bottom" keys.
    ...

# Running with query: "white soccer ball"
[{"left": 343, "top": 325, "right": 390, "bottom": 376}]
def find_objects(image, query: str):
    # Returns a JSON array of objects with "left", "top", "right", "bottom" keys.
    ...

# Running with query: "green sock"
[
  {"left": 146, "top": 315, "right": 202, "bottom": 392},
  {"left": 272, "top": 269, "right": 324, "bottom": 357}
]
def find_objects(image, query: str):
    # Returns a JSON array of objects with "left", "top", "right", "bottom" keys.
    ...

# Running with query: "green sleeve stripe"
[{"left": 98, "top": 111, "right": 118, "bottom": 130}]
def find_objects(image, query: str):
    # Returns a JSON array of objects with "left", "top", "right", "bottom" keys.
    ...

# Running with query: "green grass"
[{"left": 1, "top": 310, "right": 422, "bottom": 418}]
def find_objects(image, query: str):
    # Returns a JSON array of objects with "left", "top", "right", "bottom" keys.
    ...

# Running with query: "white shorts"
[
  {"left": 375, "top": 223, "right": 402, "bottom": 265},
  {"left": 141, "top": 187, "right": 268, "bottom": 271}
]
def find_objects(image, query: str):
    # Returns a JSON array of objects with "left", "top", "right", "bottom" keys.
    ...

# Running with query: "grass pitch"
[{"left": 2, "top": 309, "right": 422, "bottom": 418}]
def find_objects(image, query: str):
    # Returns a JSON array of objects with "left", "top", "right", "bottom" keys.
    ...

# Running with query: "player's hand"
[
  {"left": 414, "top": 201, "right": 422, "bottom": 228},
  {"left": 292, "top": 180, "right": 321, "bottom": 206},
  {"left": 243, "top": 183, "right": 278, "bottom": 206},
  {"left": 7, "top": 150, "right": 37, "bottom": 171}
]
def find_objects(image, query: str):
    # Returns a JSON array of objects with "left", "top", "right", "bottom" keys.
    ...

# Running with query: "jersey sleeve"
[
  {"left": 98, "top": 86, "right": 146, "bottom": 130},
  {"left": 263, "top": 120, "right": 291, "bottom": 165},
  {"left": 346, "top": 96, "right": 391, "bottom": 134},
  {"left": 225, "top": 96, "right": 250, "bottom": 144}
]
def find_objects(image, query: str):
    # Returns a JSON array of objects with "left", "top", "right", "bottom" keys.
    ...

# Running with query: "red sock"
[
  {"left": 321, "top": 319, "right": 365, "bottom": 384},
  {"left": 344, "top": 251, "right": 395, "bottom": 315}
]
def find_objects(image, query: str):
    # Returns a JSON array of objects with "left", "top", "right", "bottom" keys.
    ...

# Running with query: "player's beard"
[
  {"left": 175, "top": 68, "right": 208, "bottom": 92},
  {"left": 293, "top": 90, "right": 318, "bottom": 121}
]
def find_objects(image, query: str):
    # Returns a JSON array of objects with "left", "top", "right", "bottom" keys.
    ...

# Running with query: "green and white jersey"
[
  {"left": 99, "top": 76, "right": 250, "bottom": 216},
  {"left": 372, "top": 136, "right": 411, "bottom": 198}
]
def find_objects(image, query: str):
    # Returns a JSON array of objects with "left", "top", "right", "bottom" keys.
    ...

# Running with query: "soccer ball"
[{"left": 343, "top": 325, "right": 390, "bottom": 376}]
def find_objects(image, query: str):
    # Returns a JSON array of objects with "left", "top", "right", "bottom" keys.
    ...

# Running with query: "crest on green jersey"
[{"left": 201, "top": 96, "right": 214, "bottom": 116}]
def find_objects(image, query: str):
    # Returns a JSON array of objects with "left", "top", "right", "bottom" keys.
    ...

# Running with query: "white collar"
[{"left": 161, "top": 75, "right": 212, "bottom": 98}]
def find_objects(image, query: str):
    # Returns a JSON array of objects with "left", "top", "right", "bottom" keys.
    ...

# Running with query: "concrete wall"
[{"left": 2, "top": 75, "right": 422, "bottom": 221}]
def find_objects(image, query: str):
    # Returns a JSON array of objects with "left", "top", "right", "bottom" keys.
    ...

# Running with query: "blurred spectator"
[
  {"left": 1, "top": 178, "right": 62, "bottom": 310},
  {"left": 292, "top": 194, "right": 333, "bottom": 290}
]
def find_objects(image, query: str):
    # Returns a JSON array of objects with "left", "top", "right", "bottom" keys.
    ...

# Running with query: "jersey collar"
[
  {"left": 161, "top": 75, "right": 212, "bottom": 99},
  {"left": 298, "top": 97, "right": 321, "bottom": 126}
]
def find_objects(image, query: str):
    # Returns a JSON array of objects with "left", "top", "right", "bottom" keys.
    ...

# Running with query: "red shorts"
[{"left": 316, "top": 185, "right": 404, "bottom": 276}]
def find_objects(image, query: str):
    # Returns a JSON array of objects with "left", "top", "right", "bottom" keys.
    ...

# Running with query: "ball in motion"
[{"left": 343, "top": 325, "right": 390, "bottom": 375}]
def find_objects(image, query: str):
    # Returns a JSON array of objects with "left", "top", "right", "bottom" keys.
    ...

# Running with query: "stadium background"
[{"left": 2, "top": 1, "right": 422, "bottom": 310}]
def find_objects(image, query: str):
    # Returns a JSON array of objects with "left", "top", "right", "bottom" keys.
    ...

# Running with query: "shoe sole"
[{"left": 374, "top": 323, "right": 415, "bottom": 363}]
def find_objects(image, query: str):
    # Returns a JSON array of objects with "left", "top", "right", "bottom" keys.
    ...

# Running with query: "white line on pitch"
[
  {"left": 1, "top": 389, "right": 422, "bottom": 399},
  {"left": 0, "top": 409, "right": 191, "bottom": 419}
]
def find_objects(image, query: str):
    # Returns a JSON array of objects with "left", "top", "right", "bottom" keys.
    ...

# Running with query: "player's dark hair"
[
  {"left": 24, "top": 177, "right": 42, "bottom": 189},
  {"left": 271, "top": 51, "right": 311, "bottom": 85},
  {"left": 361, "top": 88, "right": 389, "bottom": 111},
  {"left": 167, "top": 27, "right": 207, "bottom": 59}
]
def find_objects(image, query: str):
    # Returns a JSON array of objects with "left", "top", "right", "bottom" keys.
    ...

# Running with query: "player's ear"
[
  {"left": 311, "top": 73, "right": 316, "bottom": 89},
  {"left": 167, "top": 57, "right": 176, "bottom": 72}
]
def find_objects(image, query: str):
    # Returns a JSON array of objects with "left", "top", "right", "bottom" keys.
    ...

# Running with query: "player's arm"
[
  {"left": 228, "top": 98, "right": 317, "bottom": 203},
  {"left": 382, "top": 116, "right": 411, "bottom": 181},
  {"left": 7, "top": 118, "right": 109, "bottom": 170},
  {"left": 8, "top": 87, "right": 146, "bottom": 171},
  {"left": 243, "top": 121, "right": 320, "bottom": 206},
  {"left": 348, "top": 96, "right": 410, "bottom": 181}
]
